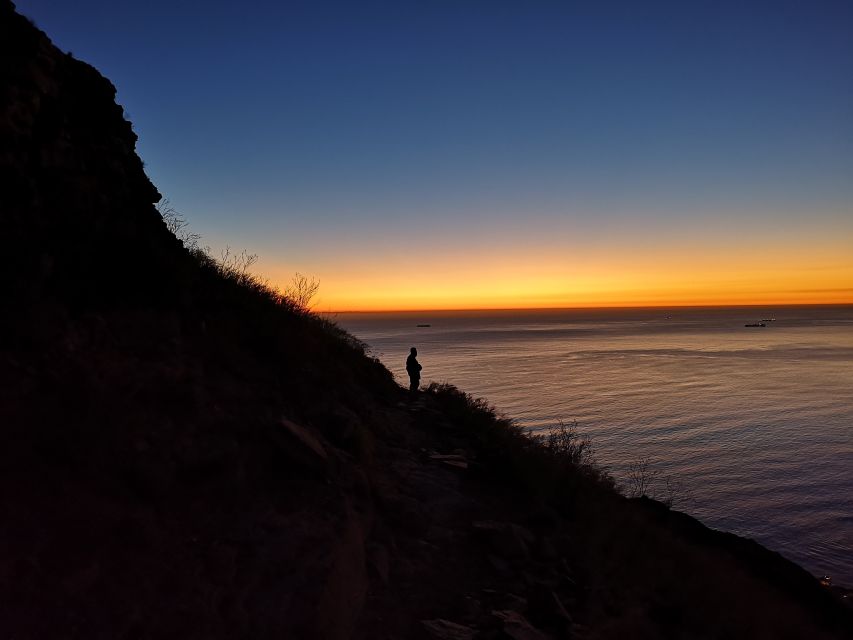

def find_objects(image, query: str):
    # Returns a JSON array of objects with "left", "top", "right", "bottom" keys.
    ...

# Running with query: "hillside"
[{"left": 1, "top": 2, "right": 851, "bottom": 638}]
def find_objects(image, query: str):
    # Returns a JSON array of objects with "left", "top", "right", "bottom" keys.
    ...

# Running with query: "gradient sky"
[{"left": 16, "top": 0, "right": 853, "bottom": 310}]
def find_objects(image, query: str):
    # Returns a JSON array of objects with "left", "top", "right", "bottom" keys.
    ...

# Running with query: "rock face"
[
  {"left": 1, "top": 6, "right": 384, "bottom": 638},
  {"left": 1, "top": 0, "right": 186, "bottom": 308},
  {"left": 1, "top": 3, "right": 852, "bottom": 639}
]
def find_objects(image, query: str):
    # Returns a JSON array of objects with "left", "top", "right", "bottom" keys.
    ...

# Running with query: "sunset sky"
[{"left": 17, "top": 0, "right": 853, "bottom": 310}]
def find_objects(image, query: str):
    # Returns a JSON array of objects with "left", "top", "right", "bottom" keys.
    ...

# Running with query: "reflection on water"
[{"left": 336, "top": 306, "right": 853, "bottom": 584}]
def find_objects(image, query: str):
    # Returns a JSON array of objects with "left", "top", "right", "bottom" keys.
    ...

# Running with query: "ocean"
[{"left": 335, "top": 305, "right": 853, "bottom": 585}]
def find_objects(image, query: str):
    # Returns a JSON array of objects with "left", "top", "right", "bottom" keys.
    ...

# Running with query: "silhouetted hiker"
[{"left": 406, "top": 347, "right": 422, "bottom": 393}]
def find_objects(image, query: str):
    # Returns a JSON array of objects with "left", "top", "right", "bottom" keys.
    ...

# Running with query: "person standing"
[{"left": 406, "top": 347, "right": 422, "bottom": 393}]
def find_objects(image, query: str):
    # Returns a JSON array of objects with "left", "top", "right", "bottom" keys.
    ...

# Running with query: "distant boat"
[
  {"left": 761, "top": 318, "right": 776, "bottom": 322},
  {"left": 745, "top": 323, "right": 766, "bottom": 328},
  {"left": 416, "top": 324, "right": 431, "bottom": 327}
]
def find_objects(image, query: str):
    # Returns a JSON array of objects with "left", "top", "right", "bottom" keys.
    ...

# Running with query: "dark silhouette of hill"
[
  {"left": 1, "top": 2, "right": 851, "bottom": 638},
  {"left": 0, "top": 4, "right": 189, "bottom": 309}
]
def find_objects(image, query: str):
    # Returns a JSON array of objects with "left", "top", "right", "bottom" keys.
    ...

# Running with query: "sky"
[{"left": 16, "top": 0, "right": 853, "bottom": 311}]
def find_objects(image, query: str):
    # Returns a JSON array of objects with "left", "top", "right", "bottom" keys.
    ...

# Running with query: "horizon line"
[{"left": 322, "top": 301, "right": 853, "bottom": 314}]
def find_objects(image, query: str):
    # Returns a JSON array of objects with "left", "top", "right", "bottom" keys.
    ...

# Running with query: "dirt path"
[{"left": 356, "top": 398, "right": 583, "bottom": 639}]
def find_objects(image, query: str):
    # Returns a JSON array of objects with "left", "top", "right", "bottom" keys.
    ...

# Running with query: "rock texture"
[
  {"left": 1, "top": 2, "right": 851, "bottom": 638},
  {"left": 1, "top": 0, "right": 187, "bottom": 308}
]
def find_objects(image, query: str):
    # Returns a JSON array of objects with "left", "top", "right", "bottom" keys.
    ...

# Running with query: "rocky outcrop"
[{"left": 1, "top": 0, "right": 187, "bottom": 309}]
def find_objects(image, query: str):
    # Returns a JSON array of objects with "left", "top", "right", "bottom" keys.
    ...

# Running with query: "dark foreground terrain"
[{"left": 1, "top": 2, "right": 851, "bottom": 637}]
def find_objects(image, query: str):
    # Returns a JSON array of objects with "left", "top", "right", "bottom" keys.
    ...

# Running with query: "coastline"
[{"left": 337, "top": 304, "right": 853, "bottom": 587}]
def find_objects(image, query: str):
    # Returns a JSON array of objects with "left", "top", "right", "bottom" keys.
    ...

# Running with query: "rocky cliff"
[
  {"left": 1, "top": 3, "right": 851, "bottom": 638},
  {"left": 1, "top": 1, "right": 191, "bottom": 311}
]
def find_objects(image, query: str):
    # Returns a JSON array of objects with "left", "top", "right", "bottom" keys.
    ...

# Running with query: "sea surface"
[{"left": 335, "top": 305, "right": 853, "bottom": 585}]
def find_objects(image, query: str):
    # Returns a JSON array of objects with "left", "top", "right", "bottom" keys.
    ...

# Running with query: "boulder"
[
  {"left": 421, "top": 618, "right": 477, "bottom": 640},
  {"left": 491, "top": 610, "right": 552, "bottom": 640},
  {"left": 268, "top": 418, "right": 330, "bottom": 474}
]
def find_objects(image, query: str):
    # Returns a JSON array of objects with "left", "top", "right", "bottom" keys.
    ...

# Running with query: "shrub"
[
  {"left": 422, "top": 383, "right": 615, "bottom": 508},
  {"left": 621, "top": 457, "right": 694, "bottom": 508},
  {"left": 537, "top": 419, "right": 595, "bottom": 468},
  {"left": 157, "top": 199, "right": 200, "bottom": 252},
  {"left": 284, "top": 272, "right": 320, "bottom": 314}
]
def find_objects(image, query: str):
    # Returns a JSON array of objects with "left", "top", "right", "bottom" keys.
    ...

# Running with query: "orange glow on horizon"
[
  {"left": 256, "top": 220, "right": 853, "bottom": 312},
  {"left": 265, "top": 265, "right": 853, "bottom": 313},
  {"left": 317, "top": 289, "right": 853, "bottom": 313}
]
